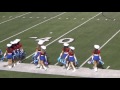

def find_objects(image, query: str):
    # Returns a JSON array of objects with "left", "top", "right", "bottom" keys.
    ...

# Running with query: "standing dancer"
[
  {"left": 65, "top": 46, "right": 77, "bottom": 72},
  {"left": 31, "top": 40, "right": 44, "bottom": 65},
  {"left": 38, "top": 45, "right": 47, "bottom": 70},
  {"left": 3, "top": 44, "right": 13, "bottom": 69},
  {"left": 57, "top": 43, "right": 70, "bottom": 67},
  {"left": 15, "top": 39, "right": 24, "bottom": 63},
  {"left": 92, "top": 45, "right": 101, "bottom": 72}
]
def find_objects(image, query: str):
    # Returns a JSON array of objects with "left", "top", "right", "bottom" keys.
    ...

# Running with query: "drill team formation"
[{"left": 0, "top": 39, "right": 104, "bottom": 72}]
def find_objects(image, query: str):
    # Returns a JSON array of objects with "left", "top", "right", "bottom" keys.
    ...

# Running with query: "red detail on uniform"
[
  {"left": 6, "top": 48, "right": 13, "bottom": 53},
  {"left": 62, "top": 48, "right": 70, "bottom": 52},
  {"left": 68, "top": 51, "right": 74, "bottom": 56},
  {"left": 19, "top": 43, "right": 22, "bottom": 48},
  {"left": 93, "top": 50, "right": 100, "bottom": 54},
  {"left": 13, "top": 45, "right": 17, "bottom": 50},
  {"left": 16, "top": 43, "right": 22, "bottom": 49},
  {"left": 40, "top": 52, "right": 46, "bottom": 55},
  {"left": 16, "top": 45, "right": 19, "bottom": 49}
]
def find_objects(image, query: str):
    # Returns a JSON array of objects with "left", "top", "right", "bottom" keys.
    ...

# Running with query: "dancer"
[
  {"left": 57, "top": 43, "right": 70, "bottom": 67},
  {"left": 65, "top": 46, "right": 77, "bottom": 72},
  {"left": 4, "top": 44, "right": 13, "bottom": 68}
]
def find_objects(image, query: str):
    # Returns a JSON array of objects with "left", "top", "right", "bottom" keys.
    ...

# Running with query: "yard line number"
[{"left": 30, "top": 37, "right": 74, "bottom": 44}]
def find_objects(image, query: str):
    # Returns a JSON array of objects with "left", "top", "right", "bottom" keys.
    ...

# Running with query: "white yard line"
[
  {"left": 0, "top": 12, "right": 31, "bottom": 25},
  {"left": 25, "top": 12, "right": 102, "bottom": 61},
  {"left": 80, "top": 29, "right": 120, "bottom": 67},
  {"left": 54, "top": 62, "right": 59, "bottom": 66},
  {"left": 106, "top": 66, "right": 110, "bottom": 69},
  {"left": 0, "top": 12, "right": 66, "bottom": 43}
]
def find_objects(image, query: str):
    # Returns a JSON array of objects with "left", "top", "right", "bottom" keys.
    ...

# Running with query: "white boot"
[
  {"left": 17, "top": 61, "right": 20, "bottom": 65},
  {"left": 43, "top": 66, "right": 47, "bottom": 70},
  {"left": 8, "top": 65, "right": 12, "bottom": 69},
  {"left": 72, "top": 68, "right": 76, "bottom": 72},
  {"left": 36, "top": 64, "right": 40, "bottom": 68},
  {"left": 40, "top": 66, "right": 42, "bottom": 69},
  {"left": 66, "top": 64, "right": 68, "bottom": 67},
  {"left": 13, "top": 63, "right": 16, "bottom": 67},
  {"left": 94, "top": 67, "right": 98, "bottom": 72},
  {"left": 67, "top": 66, "right": 70, "bottom": 70},
  {"left": 44, "top": 67, "right": 47, "bottom": 71},
  {"left": 30, "top": 61, "right": 34, "bottom": 64}
]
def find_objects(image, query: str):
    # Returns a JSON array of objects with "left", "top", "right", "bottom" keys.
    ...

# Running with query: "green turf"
[
  {"left": 0, "top": 12, "right": 120, "bottom": 77},
  {"left": 0, "top": 12, "right": 26, "bottom": 22}
]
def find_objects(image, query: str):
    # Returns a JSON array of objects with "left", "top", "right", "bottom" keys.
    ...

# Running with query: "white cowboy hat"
[
  {"left": 13, "top": 40, "right": 18, "bottom": 44},
  {"left": 10, "top": 41, "right": 15, "bottom": 44},
  {"left": 41, "top": 45, "right": 46, "bottom": 50},
  {"left": 69, "top": 46, "right": 75, "bottom": 50},
  {"left": 38, "top": 40, "right": 44, "bottom": 45},
  {"left": 94, "top": 45, "right": 100, "bottom": 49},
  {"left": 7, "top": 44, "right": 12, "bottom": 47},
  {"left": 63, "top": 43, "right": 69, "bottom": 46},
  {"left": 15, "top": 39, "right": 21, "bottom": 43}
]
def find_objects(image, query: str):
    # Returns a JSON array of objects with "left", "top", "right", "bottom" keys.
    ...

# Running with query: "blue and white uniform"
[
  {"left": 39, "top": 51, "right": 47, "bottom": 61},
  {"left": 92, "top": 50, "right": 101, "bottom": 61},
  {"left": 6, "top": 48, "right": 13, "bottom": 59},
  {"left": 61, "top": 48, "right": 70, "bottom": 59},
  {"left": 58, "top": 43, "right": 70, "bottom": 65},
  {"left": 65, "top": 46, "right": 78, "bottom": 65},
  {"left": 32, "top": 40, "right": 44, "bottom": 64},
  {"left": 39, "top": 45, "right": 48, "bottom": 66},
  {"left": 88, "top": 45, "right": 104, "bottom": 65},
  {"left": 66, "top": 46, "right": 77, "bottom": 72},
  {"left": 67, "top": 51, "right": 76, "bottom": 62},
  {"left": 58, "top": 47, "right": 70, "bottom": 64},
  {"left": 12, "top": 44, "right": 18, "bottom": 60},
  {"left": 32, "top": 51, "right": 41, "bottom": 64},
  {"left": 16, "top": 42, "right": 24, "bottom": 59}
]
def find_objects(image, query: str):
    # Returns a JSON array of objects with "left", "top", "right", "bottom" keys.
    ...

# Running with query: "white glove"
[
  {"left": 20, "top": 49, "right": 24, "bottom": 53},
  {"left": 37, "top": 56, "right": 39, "bottom": 60},
  {"left": 4, "top": 53, "right": 6, "bottom": 57},
  {"left": 91, "top": 55, "right": 93, "bottom": 60},
  {"left": 99, "top": 56, "right": 101, "bottom": 60},
  {"left": 34, "top": 52, "right": 37, "bottom": 56},
  {"left": 88, "top": 61, "right": 91, "bottom": 64},
  {"left": 65, "top": 55, "right": 68, "bottom": 60},
  {"left": 60, "top": 53, "right": 62, "bottom": 58},
  {"left": 45, "top": 55, "right": 47, "bottom": 61}
]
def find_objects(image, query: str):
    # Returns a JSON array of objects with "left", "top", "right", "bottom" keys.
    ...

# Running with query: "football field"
[{"left": 0, "top": 12, "right": 120, "bottom": 78}]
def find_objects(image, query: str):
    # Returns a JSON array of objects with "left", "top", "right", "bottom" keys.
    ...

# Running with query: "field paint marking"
[
  {"left": 25, "top": 12, "right": 102, "bottom": 61},
  {"left": 80, "top": 29, "right": 120, "bottom": 67},
  {"left": 9, "top": 16, "right": 12, "bottom": 18},
  {"left": 106, "top": 66, "right": 110, "bottom": 69},
  {"left": 74, "top": 18, "right": 76, "bottom": 20},
  {"left": 81, "top": 18, "right": 84, "bottom": 20},
  {"left": 0, "top": 12, "right": 31, "bottom": 25},
  {"left": 0, "top": 12, "right": 66, "bottom": 43},
  {"left": 54, "top": 62, "right": 59, "bottom": 65}
]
